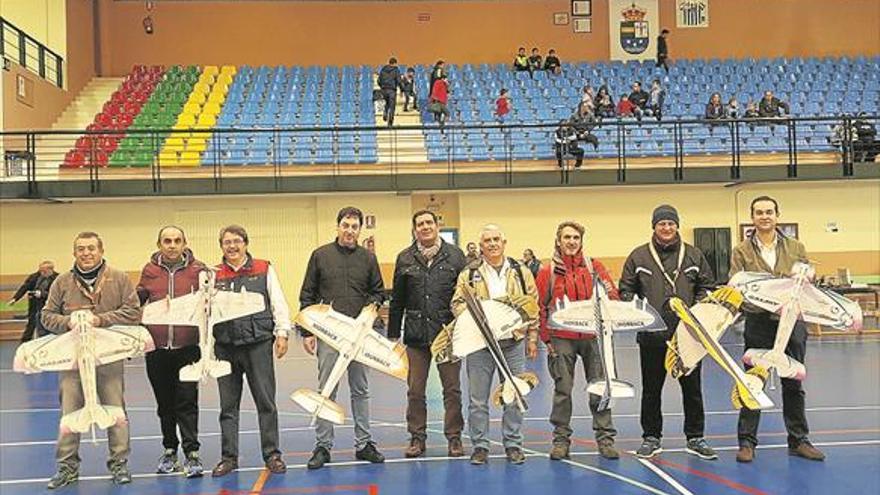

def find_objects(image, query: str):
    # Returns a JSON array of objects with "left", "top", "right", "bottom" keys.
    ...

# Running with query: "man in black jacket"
[
  {"left": 378, "top": 57, "right": 401, "bottom": 127},
  {"left": 656, "top": 29, "right": 670, "bottom": 72},
  {"left": 300, "top": 206, "right": 387, "bottom": 469},
  {"left": 618, "top": 205, "right": 717, "bottom": 461},
  {"left": 629, "top": 81, "right": 650, "bottom": 121},
  {"left": 389, "top": 210, "right": 467, "bottom": 459},
  {"left": 8, "top": 260, "right": 57, "bottom": 342}
]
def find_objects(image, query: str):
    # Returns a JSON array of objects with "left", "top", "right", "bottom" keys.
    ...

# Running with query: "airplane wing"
[
  {"left": 93, "top": 325, "right": 155, "bottom": 366},
  {"left": 141, "top": 292, "right": 202, "bottom": 326},
  {"left": 671, "top": 301, "right": 736, "bottom": 373},
  {"left": 450, "top": 299, "right": 529, "bottom": 359},
  {"left": 728, "top": 271, "right": 794, "bottom": 314},
  {"left": 355, "top": 333, "right": 408, "bottom": 380},
  {"left": 295, "top": 304, "right": 360, "bottom": 354},
  {"left": 798, "top": 285, "right": 863, "bottom": 330},
  {"left": 13, "top": 332, "right": 79, "bottom": 373},
  {"left": 549, "top": 296, "right": 666, "bottom": 334},
  {"left": 210, "top": 288, "right": 266, "bottom": 324}
]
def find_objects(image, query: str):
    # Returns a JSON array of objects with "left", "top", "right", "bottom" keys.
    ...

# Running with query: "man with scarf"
[
  {"left": 41, "top": 232, "right": 141, "bottom": 489},
  {"left": 136, "top": 226, "right": 206, "bottom": 477},
  {"left": 388, "top": 210, "right": 467, "bottom": 458},
  {"left": 618, "top": 205, "right": 717, "bottom": 460},
  {"left": 536, "top": 221, "right": 619, "bottom": 461}
]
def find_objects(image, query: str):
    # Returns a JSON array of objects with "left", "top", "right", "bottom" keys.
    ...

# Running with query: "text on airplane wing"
[
  {"left": 295, "top": 304, "right": 359, "bottom": 353},
  {"left": 729, "top": 273, "right": 793, "bottom": 312},
  {"left": 797, "top": 285, "right": 863, "bottom": 330},
  {"left": 141, "top": 292, "right": 202, "bottom": 326},
  {"left": 355, "top": 333, "right": 408, "bottom": 380},
  {"left": 13, "top": 331, "right": 79, "bottom": 373},
  {"left": 92, "top": 325, "right": 155, "bottom": 366}
]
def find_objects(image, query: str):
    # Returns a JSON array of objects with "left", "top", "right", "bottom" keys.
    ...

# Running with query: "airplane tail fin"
[
  {"left": 179, "top": 359, "right": 232, "bottom": 382},
  {"left": 586, "top": 379, "right": 636, "bottom": 399},
  {"left": 491, "top": 372, "right": 539, "bottom": 407},
  {"left": 290, "top": 388, "right": 345, "bottom": 425},
  {"left": 731, "top": 367, "right": 775, "bottom": 410},
  {"left": 743, "top": 348, "right": 806, "bottom": 380},
  {"left": 60, "top": 404, "right": 126, "bottom": 434}
]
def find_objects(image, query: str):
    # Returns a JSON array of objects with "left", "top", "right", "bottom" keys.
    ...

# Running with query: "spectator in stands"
[
  {"left": 853, "top": 112, "right": 878, "bottom": 162},
  {"left": 555, "top": 120, "right": 585, "bottom": 169},
  {"left": 726, "top": 97, "right": 740, "bottom": 119},
  {"left": 758, "top": 90, "right": 790, "bottom": 118},
  {"left": 378, "top": 57, "right": 401, "bottom": 127},
  {"left": 704, "top": 93, "right": 724, "bottom": 120},
  {"left": 495, "top": 88, "right": 512, "bottom": 121},
  {"left": 616, "top": 94, "right": 637, "bottom": 118},
  {"left": 528, "top": 48, "right": 543, "bottom": 73},
  {"left": 8, "top": 261, "right": 57, "bottom": 342},
  {"left": 744, "top": 99, "right": 759, "bottom": 119},
  {"left": 645, "top": 79, "right": 665, "bottom": 121},
  {"left": 629, "top": 81, "right": 649, "bottom": 121},
  {"left": 581, "top": 85, "right": 595, "bottom": 112},
  {"left": 831, "top": 116, "right": 858, "bottom": 161},
  {"left": 430, "top": 60, "right": 447, "bottom": 94},
  {"left": 594, "top": 86, "right": 615, "bottom": 118},
  {"left": 544, "top": 49, "right": 562, "bottom": 74},
  {"left": 656, "top": 29, "right": 670, "bottom": 73},
  {"left": 400, "top": 68, "right": 418, "bottom": 112},
  {"left": 514, "top": 47, "right": 530, "bottom": 74},
  {"left": 570, "top": 104, "right": 601, "bottom": 150},
  {"left": 429, "top": 73, "right": 451, "bottom": 129}
]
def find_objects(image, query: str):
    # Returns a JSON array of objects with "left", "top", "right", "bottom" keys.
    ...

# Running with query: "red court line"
[
  {"left": 189, "top": 483, "right": 378, "bottom": 495},
  {"left": 651, "top": 457, "right": 770, "bottom": 495}
]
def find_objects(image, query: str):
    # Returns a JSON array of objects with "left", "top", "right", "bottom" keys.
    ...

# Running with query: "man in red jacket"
[
  {"left": 536, "top": 221, "right": 619, "bottom": 461},
  {"left": 136, "top": 226, "right": 206, "bottom": 478}
]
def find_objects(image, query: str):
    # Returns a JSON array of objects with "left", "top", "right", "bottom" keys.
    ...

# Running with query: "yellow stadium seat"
[
  {"left": 178, "top": 150, "right": 201, "bottom": 166},
  {"left": 193, "top": 82, "right": 211, "bottom": 95},
  {"left": 176, "top": 113, "right": 196, "bottom": 127},
  {"left": 217, "top": 73, "right": 233, "bottom": 85},
  {"left": 164, "top": 136, "right": 185, "bottom": 151},
  {"left": 183, "top": 102, "right": 201, "bottom": 114},
  {"left": 197, "top": 113, "right": 217, "bottom": 127},
  {"left": 158, "top": 150, "right": 180, "bottom": 166},
  {"left": 207, "top": 92, "right": 226, "bottom": 104},
  {"left": 202, "top": 65, "right": 219, "bottom": 76},
  {"left": 203, "top": 102, "right": 222, "bottom": 115},
  {"left": 212, "top": 82, "right": 229, "bottom": 95},
  {"left": 187, "top": 91, "right": 207, "bottom": 105},
  {"left": 220, "top": 65, "right": 237, "bottom": 76},
  {"left": 186, "top": 140, "right": 207, "bottom": 152},
  {"left": 198, "top": 73, "right": 216, "bottom": 86}
]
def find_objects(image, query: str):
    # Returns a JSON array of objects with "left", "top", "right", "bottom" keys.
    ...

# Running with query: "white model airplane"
[
  {"left": 729, "top": 262, "right": 863, "bottom": 380},
  {"left": 13, "top": 310, "right": 154, "bottom": 440},
  {"left": 666, "top": 288, "right": 774, "bottom": 410},
  {"left": 291, "top": 304, "right": 408, "bottom": 425},
  {"left": 141, "top": 269, "right": 265, "bottom": 382},
  {"left": 548, "top": 280, "right": 665, "bottom": 411},
  {"left": 448, "top": 287, "right": 539, "bottom": 412}
]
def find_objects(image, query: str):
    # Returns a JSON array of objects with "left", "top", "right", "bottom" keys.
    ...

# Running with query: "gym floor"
[{"left": 1, "top": 329, "right": 878, "bottom": 495}]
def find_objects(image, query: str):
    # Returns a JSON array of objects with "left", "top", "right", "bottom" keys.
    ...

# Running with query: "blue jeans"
[
  {"left": 315, "top": 340, "right": 372, "bottom": 450},
  {"left": 466, "top": 339, "right": 525, "bottom": 450}
]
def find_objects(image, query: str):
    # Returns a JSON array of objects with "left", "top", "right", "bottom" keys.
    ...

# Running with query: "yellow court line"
[{"left": 249, "top": 468, "right": 270, "bottom": 494}]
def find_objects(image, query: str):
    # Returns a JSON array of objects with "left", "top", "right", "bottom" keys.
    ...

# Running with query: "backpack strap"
[{"left": 508, "top": 258, "right": 528, "bottom": 295}]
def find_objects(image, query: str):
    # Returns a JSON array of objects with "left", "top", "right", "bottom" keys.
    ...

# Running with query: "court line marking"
[
  {"left": 650, "top": 457, "right": 771, "bottom": 495},
  {"left": 637, "top": 458, "right": 695, "bottom": 495},
  {"left": 1, "top": 439, "right": 877, "bottom": 487}
]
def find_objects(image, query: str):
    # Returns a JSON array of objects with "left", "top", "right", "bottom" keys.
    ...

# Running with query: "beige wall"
[
  {"left": 0, "top": 0, "right": 67, "bottom": 56},
  {"left": 1, "top": 180, "right": 877, "bottom": 308}
]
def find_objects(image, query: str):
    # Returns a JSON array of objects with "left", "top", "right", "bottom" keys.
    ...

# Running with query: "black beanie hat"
[{"left": 652, "top": 204, "right": 679, "bottom": 227}]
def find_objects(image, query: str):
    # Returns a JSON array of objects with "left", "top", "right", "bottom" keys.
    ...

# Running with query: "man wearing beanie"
[
  {"left": 619, "top": 205, "right": 717, "bottom": 460},
  {"left": 536, "top": 220, "right": 620, "bottom": 461}
]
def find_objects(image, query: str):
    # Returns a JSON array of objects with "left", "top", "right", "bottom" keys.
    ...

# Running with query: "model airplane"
[
  {"left": 548, "top": 280, "right": 665, "bottom": 411},
  {"left": 451, "top": 287, "right": 539, "bottom": 412},
  {"left": 141, "top": 269, "right": 265, "bottom": 382},
  {"left": 666, "top": 288, "right": 774, "bottom": 410},
  {"left": 291, "top": 304, "right": 408, "bottom": 425},
  {"left": 729, "top": 262, "right": 863, "bottom": 380},
  {"left": 13, "top": 310, "right": 154, "bottom": 441}
]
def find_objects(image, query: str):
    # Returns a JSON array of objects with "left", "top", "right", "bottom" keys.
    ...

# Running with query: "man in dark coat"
[
  {"left": 378, "top": 57, "right": 401, "bottom": 126},
  {"left": 8, "top": 260, "right": 57, "bottom": 342}
]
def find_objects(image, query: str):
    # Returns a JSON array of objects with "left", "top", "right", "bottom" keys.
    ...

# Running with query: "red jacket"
[
  {"left": 535, "top": 253, "right": 620, "bottom": 342},
  {"left": 431, "top": 79, "right": 449, "bottom": 104},
  {"left": 616, "top": 99, "right": 636, "bottom": 116},
  {"left": 495, "top": 97, "right": 510, "bottom": 116},
  {"left": 136, "top": 249, "right": 205, "bottom": 349}
]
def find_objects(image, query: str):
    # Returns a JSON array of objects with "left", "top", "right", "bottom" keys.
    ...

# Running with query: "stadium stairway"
[{"left": 375, "top": 80, "right": 428, "bottom": 165}]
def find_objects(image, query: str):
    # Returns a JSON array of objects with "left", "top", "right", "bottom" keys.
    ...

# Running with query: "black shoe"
[
  {"left": 211, "top": 458, "right": 238, "bottom": 477},
  {"left": 307, "top": 447, "right": 331, "bottom": 470},
  {"left": 47, "top": 466, "right": 78, "bottom": 489},
  {"left": 109, "top": 461, "right": 132, "bottom": 485},
  {"left": 355, "top": 443, "right": 385, "bottom": 463},
  {"left": 505, "top": 447, "right": 526, "bottom": 464},
  {"left": 470, "top": 447, "right": 489, "bottom": 465},
  {"left": 265, "top": 453, "right": 287, "bottom": 473}
]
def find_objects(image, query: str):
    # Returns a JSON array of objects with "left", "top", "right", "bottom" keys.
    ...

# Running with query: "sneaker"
[
  {"left": 549, "top": 442, "right": 570, "bottom": 460},
  {"left": 686, "top": 437, "right": 718, "bottom": 460},
  {"left": 109, "top": 462, "right": 132, "bottom": 485},
  {"left": 265, "top": 453, "right": 286, "bottom": 474},
  {"left": 405, "top": 437, "right": 426, "bottom": 458},
  {"left": 355, "top": 443, "right": 385, "bottom": 463},
  {"left": 505, "top": 447, "right": 526, "bottom": 464},
  {"left": 789, "top": 441, "right": 825, "bottom": 461},
  {"left": 182, "top": 451, "right": 204, "bottom": 478},
  {"left": 47, "top": 466, "right": 78, "bottom": 490},
  {"left": 447, "top": 437, "right": 465, "bottom": 457},
  {"left": 736, "top": 444, "right": 755, "bottom": 463},
  {"left": 597, "top": 440, "right": 620, "bottom": 460},
  {"left": 635, "top": 436, "right": 663, "bottom": 459},
  {"left": 470, "top": 447, "right": 489, "bottom": 465},
  {"left": 307, "top": 447, "right": 331, "bottom": 470},
  {"left": 156, "top": 448, "right": 179, "bottom": 474}
]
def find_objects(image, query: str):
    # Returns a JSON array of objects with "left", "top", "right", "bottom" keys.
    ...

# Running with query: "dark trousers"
[
  {"left": 20, "top": 312, "right": 38, "bottom": 342},
  {"left": 403, "top": 89, "right": 417, "bottom": 111},
  {"left": 145, "top": 346, "right": 201, "bottom": 454},
  {"left": 406, "top": 346, "right": 463, "bottom": 441},
  {"left": 382, "top": 89, "right": 397, "bottom": 125},
  {"left": 738, "top": 313, "right": 809, "bottom": 448},
  {"left": 555, "top": 143, "right": 584, "bottom": 168},
  {"left": 639, "top": 344, "right": 705, "bottom": 440},
  {"left": 215, "top": 339, "right": 280, "bottom": 462},
  {"left": 656, "top": 55, "right": 669, "bottom": 72}
]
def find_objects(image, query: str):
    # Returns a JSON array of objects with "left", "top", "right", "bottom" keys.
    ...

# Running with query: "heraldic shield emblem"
[{"left": 620, "top": 4, "right": 650, "bottom": 55}]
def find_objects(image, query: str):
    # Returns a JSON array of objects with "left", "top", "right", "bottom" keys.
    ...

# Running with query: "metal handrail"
[{"left": 0, "top": 17, "right": 65, "bottom": 88}]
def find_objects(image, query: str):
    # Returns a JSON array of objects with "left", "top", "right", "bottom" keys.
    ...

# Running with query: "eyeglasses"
[{"left": 221, "top": 239, "right": 245, "bottom": 246}]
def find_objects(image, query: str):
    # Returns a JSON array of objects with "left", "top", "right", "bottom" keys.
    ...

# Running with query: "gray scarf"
[{"left": 417, "top": 239, "right": 442, "bottom": 266}]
